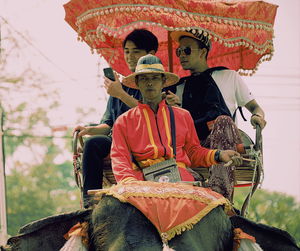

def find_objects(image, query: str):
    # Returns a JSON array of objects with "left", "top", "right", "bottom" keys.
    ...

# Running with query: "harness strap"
[{"left": 232, "top": 106, "right": 247, "bottom": 122}]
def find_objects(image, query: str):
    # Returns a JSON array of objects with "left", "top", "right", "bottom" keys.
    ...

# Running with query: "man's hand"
[
  {"left": 165, "top": 90, "right": 181, "bottom": 106},
  {"left": 104, "top": 71, "right": 124, "bottom": 98},
  {"left": 103, "top": 69, "right": 138, "bottom": 108},
  {"left": 73, "top": 125, "right": 90, "bottom": 137},
  {"left": 250, "top": 114, "right": 266, "bottom": 130},
  {"left": 73, "top": 124, "right": 111, "bottom": 137},
  {"left": 245, "top": 100, "right": 266, "bottom": 130},
  {"left": 219, "top": 150, "right": 243, "bottom": 166}
]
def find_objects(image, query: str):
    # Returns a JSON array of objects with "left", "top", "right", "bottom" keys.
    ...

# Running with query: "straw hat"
[
  {"left": 170, "top": 29, "right": 212, "bottom": 51},
  {"left": 122, "top": 54, "right": 179, "bottom": 89}
]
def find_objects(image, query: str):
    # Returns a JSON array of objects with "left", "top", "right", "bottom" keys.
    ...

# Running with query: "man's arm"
[
  {"left": 232, "top": 71, "right": 266, "bottom": 129},
  {"left": 104, "top": 75, "right": 138, "bottom": 108},
  {"left": 73, "top": 90, "right": 116, "bottom": 137},
  {"left": 245, "top": 99, "right": 267, "bottom": 129},
  {"left": 111, "top": 118, "right": 140, "bottom": 183},
  {"left": 73, "top": 124, "right": 111, "bottom": 137}
]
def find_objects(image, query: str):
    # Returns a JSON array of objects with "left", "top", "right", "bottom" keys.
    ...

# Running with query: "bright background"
[{"left": 1, "top": 0, "right": 299, "bottom": 202}]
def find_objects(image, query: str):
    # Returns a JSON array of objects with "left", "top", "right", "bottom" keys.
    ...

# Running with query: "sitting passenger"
[
  {"left": 164, "top": 29, "right": 267, "bottom": 200},
  {"left": 111, "top": 54, "right": 242, "bottom": 186},
  {"left": 73, "top": 29, "right": 161, "bottom": 208}
]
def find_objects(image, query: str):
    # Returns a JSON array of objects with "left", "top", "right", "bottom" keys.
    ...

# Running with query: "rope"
[{"left": 241, "top": 147, "right": 263, "bottom": 217}]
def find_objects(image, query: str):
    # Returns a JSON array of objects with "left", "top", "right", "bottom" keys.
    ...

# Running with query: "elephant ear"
[
  {"left": 230, "top": 215, "right": 300, "bottom": 251},
  {"left": 5, "top": 209, "right": 92, "bottom": 251},
  {"left": 19, "top": 210, "right": 91, "bottom": 235}
]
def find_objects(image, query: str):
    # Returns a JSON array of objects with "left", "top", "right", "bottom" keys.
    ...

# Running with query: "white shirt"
[{"left": 176, "top": 69, "right": 254, "bottom": 116}]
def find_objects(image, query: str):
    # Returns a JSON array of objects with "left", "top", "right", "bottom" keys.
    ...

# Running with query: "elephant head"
[{"left": 1, "top": 196, "right": 299, "bottom": 251}]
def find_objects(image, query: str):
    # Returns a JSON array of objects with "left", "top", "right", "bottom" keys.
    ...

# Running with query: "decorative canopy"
[{"left": 64, "top": 0, "right": 278, "bottom": 77}]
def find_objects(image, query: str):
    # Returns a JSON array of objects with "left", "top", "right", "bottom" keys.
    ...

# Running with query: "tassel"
[
  {"left": 60, "top": 235, "right": 88, "bottom": 251},
  {"left": 162, "top": 243, "right": 176, "bottom": 251},
  {"left": 238, "top": 239, "right": 263, "bottom": 251},
  {"left": 161, "top": 233, "right": 175, "bottom": 251}
]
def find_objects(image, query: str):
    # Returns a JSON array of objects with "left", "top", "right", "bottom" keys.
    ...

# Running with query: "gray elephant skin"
[{"left": 1, "top": 195, "right": 299, "bottom": 251}]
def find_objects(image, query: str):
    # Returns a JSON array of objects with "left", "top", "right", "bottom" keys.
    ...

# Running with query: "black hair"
[{"left": 122, "top": 29, "right": 159, "bottom": 53}]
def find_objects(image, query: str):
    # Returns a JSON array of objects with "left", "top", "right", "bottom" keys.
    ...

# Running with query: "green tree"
[
  {"left": 234, "top": 188, "right": 300, "bottom": 246},
  {"left": 5, "top": 136, "right": 80, "bottom": 235},
  {"left": 1, "top": 22, "right": 81, "bottom": 236}
]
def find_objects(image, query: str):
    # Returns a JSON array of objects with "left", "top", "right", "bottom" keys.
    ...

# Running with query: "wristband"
[
  {"left": 214, "top": 150, "right": 221, "bottom": 163},
  {"left": 251, "top": 113, "right": 262, "bottom": 118}
]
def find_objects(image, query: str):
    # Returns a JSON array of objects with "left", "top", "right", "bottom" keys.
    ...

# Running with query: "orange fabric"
[
  {"left": 111, "top": 100, "right": 217, "bottom": 183},
  {"left": 64, "top": 0, "right": 278, "bottom": 77},
  {"left": 138, "top": 157, "right": 167, "bottom": 168},
  {"left": 233, "top": 228, "right": 257, "bottom": 250},
  {"left": 236, "top": 143, "right": 246, "bottom": 154},
  {"left": 97, "top": 181, "right": 232, "bottom": 241},
  {"left": 206, "top": 120, "right": 215, "bottom": 131},
  {"left": 63, "top": 222, "right": 89, "bottom": 247}
]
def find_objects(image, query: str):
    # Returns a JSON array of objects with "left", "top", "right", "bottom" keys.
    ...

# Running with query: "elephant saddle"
[{"left": 96, "top": 181, "right": 232, "bottom": 242}]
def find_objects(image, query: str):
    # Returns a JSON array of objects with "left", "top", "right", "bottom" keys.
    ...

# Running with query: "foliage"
[
  {"left": 234, "top": 188, "right": 300, "bottom": 246},
  {"left": 0, "top": 23, "right": 60, "bottom": 160},
  {"left": 5, "top": 136, "right": 80, "bottom": 236},
  {"left": 1, "top": 22, "right": 81, "bottom": 237}
]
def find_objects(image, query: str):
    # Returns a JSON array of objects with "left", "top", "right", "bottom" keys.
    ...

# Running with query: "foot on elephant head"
[{"left": 83, "top": 194, "right": 98, "bottom": 209}]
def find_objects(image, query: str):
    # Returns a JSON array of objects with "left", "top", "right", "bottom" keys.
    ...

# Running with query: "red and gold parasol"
[{"left": 64, "top": 0, "right": 278, "bottom": 77}]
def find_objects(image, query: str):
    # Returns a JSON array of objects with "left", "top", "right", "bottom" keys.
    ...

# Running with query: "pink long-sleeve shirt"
[{"left": 111, "top": 100, "right": 217, "bottom": 182}]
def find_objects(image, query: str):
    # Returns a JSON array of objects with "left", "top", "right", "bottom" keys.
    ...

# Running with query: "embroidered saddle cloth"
[{"left": 96, "top": 181, "right": 232, "bottom": 242}]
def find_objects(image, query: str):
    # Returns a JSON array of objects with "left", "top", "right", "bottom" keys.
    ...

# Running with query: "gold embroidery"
[
  {"left": 142, "top": 108, "right": 158, "bottom": 159},
  {"left": 162, "top": 106, "right": 173, "bottom": 157}
]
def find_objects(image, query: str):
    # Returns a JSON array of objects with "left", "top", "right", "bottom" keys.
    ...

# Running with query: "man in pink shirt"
[{"left": 111, "top": 54, "right": 242, "bottom": 185}]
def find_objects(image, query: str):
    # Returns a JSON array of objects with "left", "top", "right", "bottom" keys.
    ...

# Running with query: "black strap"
[
  {"left": 232, "top": 106, "right": 247, "bottom": 122},
  {"left": 167, "top": 105, "right": 176, "bottom": 158},
  {"left": 131, "top": 154, "right": 140, "bottom": 168}
]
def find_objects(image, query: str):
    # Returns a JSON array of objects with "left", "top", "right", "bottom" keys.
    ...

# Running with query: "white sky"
[{"left": 1, "top": 0, "right": 299, "bottom": 200}]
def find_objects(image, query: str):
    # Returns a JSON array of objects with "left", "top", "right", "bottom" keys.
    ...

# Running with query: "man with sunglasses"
[{"left": 168, "top": 29, "right": 266, "bottom": 201}]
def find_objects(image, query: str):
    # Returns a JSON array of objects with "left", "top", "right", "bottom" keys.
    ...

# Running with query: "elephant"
[
  {"left": 90, "top": 196, "right": 233, "bottom": 251},
  {"left": 1, "top": 195, "right": 299, "bottom": 251},
  {"left": 0, "top": 209, "right": 91, "bottom": 251}
]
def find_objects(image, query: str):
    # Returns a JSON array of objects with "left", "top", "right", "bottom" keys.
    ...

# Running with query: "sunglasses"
[{"left": 176, "top": 47, "right": 199, "bottom": 57}]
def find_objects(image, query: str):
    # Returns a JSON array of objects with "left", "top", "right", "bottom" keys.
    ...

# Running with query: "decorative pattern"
[
  {"left": 95, "top": 181, "right": 232, "bottom": 242},
  {"left": 64, "top": 0, "right": 278, "bottom": 76}
]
